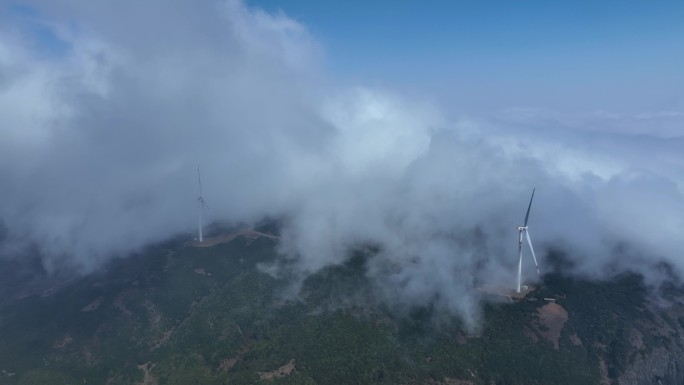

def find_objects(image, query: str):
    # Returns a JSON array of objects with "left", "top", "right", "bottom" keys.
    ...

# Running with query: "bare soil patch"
[
  {"left": 143, "top": 300, "right": 175, "bottom": 351},
  {"left": 53, "top": 334, "right": 73, "bottom": 350},
  {"left": 219, "top": 357, "right": 239, "bottom": 371},
  {"left": 258, "top": 359, "right": 295, "bottom": 381},
  {"left": 536, "top": 303, "right": 568, "bottom": 349},
  {"left": 598, "top": 356, "right": 610, "bottom": 385},
  {"left": 81, "top": 297, "right": 104, "bottom": 312},
  {"left": 629, "top": 328, "right": 644, "bottom": 349},
  {"left": 113, "top": 289, "right": 135, "bottom": 316},
  {"left": 137, "top": 362, "right": 157, "bottom": 385},
  {"left": 218, "top": 341, "right": 252, "bottom": 372},
  {"left": 569, "top": 333, "right": 582, "bottom": 346}
]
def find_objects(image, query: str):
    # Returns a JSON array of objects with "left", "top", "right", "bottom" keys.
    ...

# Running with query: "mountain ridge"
[{"left": 0, "top": 228, "right": 683, "bottom": 385}]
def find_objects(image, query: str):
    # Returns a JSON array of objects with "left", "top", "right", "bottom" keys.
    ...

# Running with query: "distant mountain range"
[{"left": 1, "top": 225, "right": 683, "bottom": 385}]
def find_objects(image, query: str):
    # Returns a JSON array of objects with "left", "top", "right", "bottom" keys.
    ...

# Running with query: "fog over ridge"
[{"left": 1, "top": 0, "right": 683, "bottom": 326}]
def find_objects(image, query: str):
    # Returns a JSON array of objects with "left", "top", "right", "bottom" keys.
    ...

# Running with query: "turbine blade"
[
  {"left": 523, "top": 187, "right": 535, "bottom": 227},
  {"left": 197, "top": 165, "right": 203, "bottom": 196},
  {"left": 525, "top": 229, "right": 540, "bottom": 276}
]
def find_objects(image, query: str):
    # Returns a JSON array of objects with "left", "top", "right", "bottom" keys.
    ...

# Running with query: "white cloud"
[{"left": 1, "top": 0, "right": 683, "bottom": 326}]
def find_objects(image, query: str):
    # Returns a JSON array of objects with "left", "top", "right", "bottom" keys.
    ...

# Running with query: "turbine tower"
[
  {"left": 197, "top": 165, "right": 208, "bottom": 243},
  {"left": 516, "top": 188, "right": 540, "bottom": 293}
]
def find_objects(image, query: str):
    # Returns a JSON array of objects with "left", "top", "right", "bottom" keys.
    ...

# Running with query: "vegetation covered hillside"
[{"left": 0, "top": 228, "right": 682, "bottom": 385}]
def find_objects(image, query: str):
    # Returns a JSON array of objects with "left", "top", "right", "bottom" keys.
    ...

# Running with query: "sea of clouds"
[{"left": 1, "top": 0, "right": 682, "bottom": 326}]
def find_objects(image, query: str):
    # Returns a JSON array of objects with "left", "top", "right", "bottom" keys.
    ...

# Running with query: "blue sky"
[
  {"left": 3, "top": 0, "right": 684, "bottom": 114},
  {"left": 250, "top": 1, "right": 684, "bottom": 113}
]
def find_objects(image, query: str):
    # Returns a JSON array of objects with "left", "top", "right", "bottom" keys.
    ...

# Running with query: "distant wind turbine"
[
  {"left": 197, "top": 165, "right": 208, "bottom": 243},
  {"left": 516, "top": 188, "right": 540, "bottom": 293}
]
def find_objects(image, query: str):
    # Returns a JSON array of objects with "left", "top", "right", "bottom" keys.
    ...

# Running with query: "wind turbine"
[
  {"left": 197, "top": 165, "right": 208, "bottom": 243},
  {"left": 516, "top": 188, "right": 540, "bottom": 293}
]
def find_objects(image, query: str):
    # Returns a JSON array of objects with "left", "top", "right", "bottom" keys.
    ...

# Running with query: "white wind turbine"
[
  {"left": 196, "top": 165, "right": 208, "bottom": 243},
  {"left": 516, "top": 188, "right": 540, "bottom": 293}
]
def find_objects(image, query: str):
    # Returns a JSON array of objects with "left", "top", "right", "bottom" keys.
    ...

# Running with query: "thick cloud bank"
[{"left": 1, "top": 0, "right": 683, "bottom": 325}]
